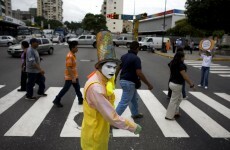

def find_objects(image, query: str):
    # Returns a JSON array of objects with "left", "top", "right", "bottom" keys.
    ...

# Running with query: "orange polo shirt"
[{"left": 65, "top": 51, "right": 78, "bottom": 80}]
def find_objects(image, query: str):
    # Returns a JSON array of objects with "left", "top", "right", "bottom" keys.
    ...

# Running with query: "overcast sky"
[{"left": 12, "top": 0, "right": 186, "bottom": 22}]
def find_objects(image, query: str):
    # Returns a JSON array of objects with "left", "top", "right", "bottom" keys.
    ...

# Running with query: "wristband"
[{"left": 190, "top": 84, "right": 194, "bottom": 88}]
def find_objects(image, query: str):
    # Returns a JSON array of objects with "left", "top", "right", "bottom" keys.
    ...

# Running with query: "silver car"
[
  {"left": 0, "top": 36, "right": 17, "bottom": 46},
  {"left": 7, "top": 38, "right": 54, "bottom": 57}
]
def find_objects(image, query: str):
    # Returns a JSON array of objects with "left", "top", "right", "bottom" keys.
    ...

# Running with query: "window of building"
[
  {"left": 113, "top": 27, "right": 115, "bottom": 29},
  {"left": 114, "top": 2, "right": 116, "bottom": 4},
  {"left": 113, "top": 22, "right": 116, "bottom": 24},
  {"left": 114, "top": 7, "right": 116, "bottom": 9}
]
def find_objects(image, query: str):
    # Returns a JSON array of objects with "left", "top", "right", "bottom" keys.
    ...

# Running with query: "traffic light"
[
  {"left": 141, "top": 13, "right": 147, "bottom": 19},
  {"left": 113, "top": 14, "right": 119, "bottom": 19}
]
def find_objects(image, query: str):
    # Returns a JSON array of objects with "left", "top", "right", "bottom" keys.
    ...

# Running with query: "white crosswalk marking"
[
  {"left": 215, "top": 93, "right": 230, "bottom": 102},
  {"left": 210, "top": 71, "right": 230, "bottom": 74},
  {"left": 138, "top": 90, "right": 189, "bottom": 137},
  {"left": 193, "top": 66, "right": 229, "bottom": 68},
  {"left": 180, "top": 100, "right": 230, "bottom": 138},
  {"left": 0, "top": 85, "right": 5, "bottom": 89},
  {"left": 0, "top": 87, "right": 26, "bottom": 115},
  {"left": 163, "top": 91, "right": 230, "bottom": 138},
  {"left": 210, "top": 68, "right": 230, "bottom": 70},
  {"left": 60, "top": 89, "right": 84, "bottom": 137},
  {"left": 4, "top": 87, "right": 62, "bottom": 136},
  {"left": 113, "top": 89, "right": 138, "bottom": 137},
  {"left": 190, "top": 92, "right": 230, "bottom": 119},
  {"left": 219, "top": 74, "right": 230, "bottom": 77}
]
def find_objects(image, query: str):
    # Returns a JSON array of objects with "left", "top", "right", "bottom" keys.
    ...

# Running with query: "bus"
[{"left": 17, "top": 26, "right": 42, "bottom": 41}]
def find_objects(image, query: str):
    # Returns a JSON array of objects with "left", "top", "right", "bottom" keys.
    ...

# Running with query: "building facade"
[
  {"left": 37, "top": 0, "right": 63, "bottom": 22},
  {"left": 4, "top": 0, "right": 11, "bottom": 16},
  {"left": 138, "top": 9, "right": 186, "bottom": 35},
  {"left": 0, "top": 0, "right": 6, "bottom": 16},
  {"left": 101, "top": 0, "right": 123, "bottom": 33}
]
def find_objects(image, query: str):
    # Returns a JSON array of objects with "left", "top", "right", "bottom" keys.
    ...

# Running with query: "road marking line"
[
  {"left": 60, "top": 89, "right": 84, "bottom": 137},
  {"left": 219, "top": 74, "right": 230, "bottom": 77},
  {"left": 0, "top": 85, "right": 5, "bottom": 89},
  {"left": 210, "top": 71, "right": 230, "bottom": 74},
  {"left": 193, "top": 66, "right": 229, "bottom": 68},
  {"left": 163, "top": 91, "right": 230, "bottom": 138},
  {"left": 0, "top": 87, "right": 26, "bottom": 115},
  {"left": 113, "top": 89, "right": 139, "bottom": 137},
  {"left": 214, "top": 93, "right": 230, "bottom": 102},
  {"left": 4, "top": 87, "right": 62, "bottom": 136},
  {"left": 210, "top": 68, "right": 230, "bottom": 71},
  {"left": 138, "top": 90, "right": 189, "bottom": 137},
  {"left": 186, "top": 64, "right": 220, "bottom": 66},
  {"left": 189, "top": 92, "right": 230, "bottom": 119},
  {"left": 180, "top": 100, "right": 230, "bottom": 138}
]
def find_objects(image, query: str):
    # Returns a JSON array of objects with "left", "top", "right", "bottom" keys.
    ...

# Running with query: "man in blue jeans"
[
  {"left": 53, "top": 41, "right": 83, "bottom": 107},
  {"left": 26, "top": 38, "right": 47, "bottom": 100},
  {"left": 115, "top": 41, "right": 153, "bottom": 119}
]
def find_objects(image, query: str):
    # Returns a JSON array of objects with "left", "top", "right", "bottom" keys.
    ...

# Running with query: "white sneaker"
[
  {"left": 198, "top": 84, "right": 202, "bottom": 87},
  {"left": 204, "top": 86, "right": 208, "bottom": 89}
]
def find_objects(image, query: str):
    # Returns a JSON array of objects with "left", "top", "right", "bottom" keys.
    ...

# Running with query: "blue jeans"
[
  {"left": 53, "top": 78, "right": 83, "bottom": 103},
  {"left": 26, "top": 73, "right": 45, "bottom": 97},
  {"left": 116, "top": 80, "right": 139, "bottom": 116},
  {"left": 200, "top": 66, "right": 210, "bottom": 86}
]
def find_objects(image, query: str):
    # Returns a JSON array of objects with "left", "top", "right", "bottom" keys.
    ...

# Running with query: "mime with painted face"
[{"left": 81, "top": 31, "right": 142, "bottom": 150}]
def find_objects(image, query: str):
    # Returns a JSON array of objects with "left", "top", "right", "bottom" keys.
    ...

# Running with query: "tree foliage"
[
  {"left": 64, "top": 21, "right": 82, "bottom": 33},
  {"left": 82, "top": 13, "right": 107, "bottom": 34},
  {"left": 34, "top": 16, "right": 63, "bottom": 29},
  {"left": 166, "top": 18, "right": 205, "bottom": 37},
  {"left": 185, "top": 0, "right": 230, "bottom": 33}
]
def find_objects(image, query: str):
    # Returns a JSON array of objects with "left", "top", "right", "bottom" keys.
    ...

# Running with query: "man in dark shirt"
[{"left": 115, "top": 41, "right": 153, "bottom": 119}]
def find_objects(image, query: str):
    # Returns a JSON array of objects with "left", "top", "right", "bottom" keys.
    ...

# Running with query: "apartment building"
[
  {"left": 4, "top": 0, "right": 11, "bottom": 16},
  {"left": 37, "top": 0, "right": 63, "bottom": 22},
  {"left": 101, "top": 0, "right": 124, "bottom": 33}
]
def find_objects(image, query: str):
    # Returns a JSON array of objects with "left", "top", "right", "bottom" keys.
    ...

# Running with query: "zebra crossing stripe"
[
  {"left": 138, "top": 90, "right": 189, "bottom": 137},
  {"left": 0, "top": 87, "right": 26, "bottom": 115},
  {"left": 219, "top": 75, "right": 230, "bottom": 77},
  {"left": 193, "top": 66, "right": 229, "bottom": 68},
  {"left": 0, "top": 85, "right": 5, "bottom": 89},
  {"left": 214, "top": 93, "right": 230, "bottom": 102},
  {"left": 189, "top": 92, "right": 230, "bottom": 119},
  {"left": 210, "top": 71, "right": 230, "bottom": 74},
  {"left": 113, "top": 89, "right": 139, "bottom": 137},
  {"left": 60, "top": 89, "right": 84, "bottom": 137},
  {"left": 186, "top": 64, "right": 220, "bottom": 66},
  {"left": 180, "top": 100, "right": 230, "bottom": 138},
  {"left": 210, "top": 68, "right": 230, "bottom": 71},
  {"left": 4, "top": 87, "right": 62, "bottom": 137},
  {"left": 163, "top": 91, "right": 230, "bottom": 138}
]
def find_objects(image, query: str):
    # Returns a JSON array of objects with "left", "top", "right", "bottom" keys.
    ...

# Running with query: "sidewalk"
[{"left": 154, "top": 50, "right": 230, "bottom": 61}]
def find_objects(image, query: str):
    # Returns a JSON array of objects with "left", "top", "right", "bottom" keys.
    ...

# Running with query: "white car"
[
  {"left": 68, "top": 35, "right": 97, "bottom": 48},
  {"left": 0, "top": 36, "right": 17, "bottom": 46},
  {"left": 52, "top": 34, "right": 61, "bottom": 43}
]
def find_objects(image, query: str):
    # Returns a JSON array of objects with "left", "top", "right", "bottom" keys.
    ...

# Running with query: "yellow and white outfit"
[{"left": 81, "top": 71, "right": 138, "bottom": 150}]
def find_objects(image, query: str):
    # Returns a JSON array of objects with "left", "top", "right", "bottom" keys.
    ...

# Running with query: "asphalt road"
[{"left": 0, "top": 44, "right": 229, "bottom": 150}]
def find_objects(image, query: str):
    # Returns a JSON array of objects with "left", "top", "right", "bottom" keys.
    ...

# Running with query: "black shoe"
[
  {"left": 131, "top": 113, "right": 143, "bottom": 119},
  {"left": 78, "top": 99, "right": 83, "bottom": 105},
  {"left": 53, "top": 101, "right": 63, "bottom": 107},
  {"left": 165, "top": 117, "right": 175, "bottom": 120},
  {"left": 17, "top": 89, "right": 26, "bottom": 92},
  {"left": 25, "top": 96, "right": 37, "bottom": 100},
  {"left": 38, "top": 93, "right": 47, "bottom": 97}
]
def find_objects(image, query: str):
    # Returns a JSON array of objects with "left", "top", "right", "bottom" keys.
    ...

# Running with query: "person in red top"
[{"left": 53, "top": 41, "right": 83, "bottom": 107}]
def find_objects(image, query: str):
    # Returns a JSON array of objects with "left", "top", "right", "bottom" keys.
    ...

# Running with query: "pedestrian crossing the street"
[
  {"left": 184, "top": 60, "right": 230, "bottom": 78},
  {"left": 0, "top": 86, "right": 230, "bottom": 138}
]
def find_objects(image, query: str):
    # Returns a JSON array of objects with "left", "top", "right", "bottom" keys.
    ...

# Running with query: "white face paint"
[{"left": 101, "top": 62, "right": 117, "bottom": 79}]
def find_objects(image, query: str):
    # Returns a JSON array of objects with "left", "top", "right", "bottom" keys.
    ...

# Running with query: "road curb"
[{"left": 155, "top": 51, "right": 230, "bottom": 61}]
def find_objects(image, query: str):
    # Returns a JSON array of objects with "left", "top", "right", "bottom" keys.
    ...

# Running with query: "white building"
[
  {"left": 101, "top": 0, "right": 123, "bottom": 33},
  {"left": 37, "top": 0, "right": 63, "bottom": 22}
]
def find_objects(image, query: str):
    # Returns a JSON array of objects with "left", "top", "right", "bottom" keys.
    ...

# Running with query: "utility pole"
[{"left": 161, "top": 0, "right": 167, "bottom": 53}]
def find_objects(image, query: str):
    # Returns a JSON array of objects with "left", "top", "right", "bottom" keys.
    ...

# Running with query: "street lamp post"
[
  {"left": 133, "top": 0, "right": 136, "bottom": 40},
  {"left": 161, "top": 0, "right": 167, "bottom": 53}
]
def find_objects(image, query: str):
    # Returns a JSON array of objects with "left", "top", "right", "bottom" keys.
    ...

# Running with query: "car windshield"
[{"left": 141, "top": 37, "right": 149, "bottom": 42}]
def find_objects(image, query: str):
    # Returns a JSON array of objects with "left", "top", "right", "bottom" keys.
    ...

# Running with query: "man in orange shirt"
[{"left": 53, "top": 41, "right": 83, "bottom": 107}]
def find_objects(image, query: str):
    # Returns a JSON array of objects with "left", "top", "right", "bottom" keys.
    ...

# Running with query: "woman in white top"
[{"left": 198, "top": 49, "right": 214, "bottom": 89}]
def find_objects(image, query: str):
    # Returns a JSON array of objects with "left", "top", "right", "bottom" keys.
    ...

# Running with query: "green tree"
[
  {"left": 185, "top": 0, "right": 230, "bottom": 33},
  {"left": 166, "top": 18, "right": 205, "bottom": 37},
  {"left": 47, "top": 20, "right": 63, "bottom": 29},
  {"left": 82, "top": 13, "right": 107, "bottom": 34}
]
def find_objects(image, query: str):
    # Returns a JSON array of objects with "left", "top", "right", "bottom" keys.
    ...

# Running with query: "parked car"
[
  {"left": 0, "top": 35, "right": 17, "bottom": 46},
  {"left": 7, "top": 38, "right": 54, "bottom": 57},
  {"left": 139, "top": 37, "right": 170, "bottom": 51},
  {"left": 68, "top": 35, "right": 97, "bottom": 48},
  {"left": 52, "top": 33, "right": 62, "bottom": 43},
  {"left": 113, "top": 36, "right": 133, "bottom": 48}
]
